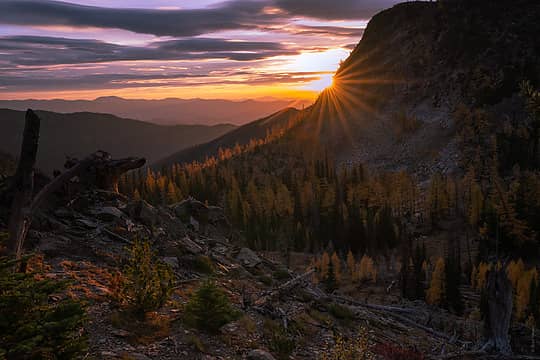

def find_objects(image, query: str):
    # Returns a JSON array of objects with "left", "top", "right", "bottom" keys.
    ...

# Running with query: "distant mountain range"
[
  {"left": 0, "top": 97, "right": 310, "bottom": 126},
  {"left": 0, "top": 109, "right": 235, "bottom": 173}
]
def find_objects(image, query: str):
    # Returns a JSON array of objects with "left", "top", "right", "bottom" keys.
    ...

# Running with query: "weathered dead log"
[
  {"left": 64, "top": 150, "right": 145, "bottom": 193},
  {"left": 254, "top": 269, "right": 315, "bottom": 306},
  {"left": 5, "top": 110, "right": 146, "bottom": 261},
  {"left": 481, "top": 266, "right": 513, "bottom": 355},
  {"left": 332, "top": 294, "right": 419, "bottom": 314},
  {"left": 6, "top": 109, "right": 40, "bottom": 260}
]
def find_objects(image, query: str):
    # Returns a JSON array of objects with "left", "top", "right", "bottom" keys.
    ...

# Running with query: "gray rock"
[
  {"left": 178, "top": 236, "right": 203, "bottom": 255},
  {"left": 126, "top": 200, "right": 158, "bottom": 227},
  {"left": 91, "top": 206, "right": 124, "bottom": 221},
  {"left": 126, "top": 353, "right": 150, "bottom": 360},
  {"left": 111, "top": 329, "right": 130, "bottom": 338},
  {"left": 75, "top": 218, "right": 98, "bottom": 229},
  {"left": 171, "top": 197, "right": 209, "bottom": 222},
  {"left": 189, "top": 216, "right": 200, "bottom": 231},
  {"left": 236, "top": 248, "right": 262, "bottom": 268},
  {"left": 247, "top": 349, "right": 276, "bottom": 360},
  {"left": 161, "top": 256, "right": 179, "bottom": 269}
]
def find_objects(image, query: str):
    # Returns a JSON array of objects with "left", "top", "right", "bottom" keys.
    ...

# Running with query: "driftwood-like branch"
[
  {"left": 254, "top": 269, "right": 315, "bottom": 306},
  {"left": 5, "top": 110, "right": 145, "bottom": 262}
]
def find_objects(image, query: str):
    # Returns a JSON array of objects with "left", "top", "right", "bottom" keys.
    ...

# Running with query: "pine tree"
[
  {"left": 0, "top": 256, "right": 87, "bottom": 359},
  {"left": 321, "top": 251, "right": 330, "bottom": 280},
  {"left": 111, "top": 239, "right": 174, "bottom": 316},
  {"left": 507, "top": 259, "right": 525, "bottom": 289},
  {"left": 426, "top": 258, "right": 445, "bottom": 305},
  {"left": 331, "top": 252, "right": 341, "bottom": 282},
  {"left": 183, "top": 279, "right": 240, "bottom": 333},
  {"left": 445, "top": 255, "right": 464, "bottom": 314},
  {"left": 325, "top": 260, "right": 338, "bottom": 292},
  {"left": 346, "top": 250, "right": 355, "bottom": 278}
]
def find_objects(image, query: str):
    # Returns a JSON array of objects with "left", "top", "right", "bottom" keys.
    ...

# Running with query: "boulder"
[
  {"left": 247, "top": 349, "right": 276, "bottom": 360},
  {"left": 236, "top": 248, "right": 262, "bottom": 268},
  {"left": 125, "top": 200, "right": 158, "bottom": 227}
]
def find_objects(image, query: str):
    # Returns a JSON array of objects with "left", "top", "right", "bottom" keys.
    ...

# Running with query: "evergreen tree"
[
  {"left": 445, "top": 255, "right": 464, "bottom": 315},
  {"left": 0, "top": 256, "right": 87, "bottom": 359},
  {"left": 325, "top": 260, "right": 338, "bottom": 293},
  {"left": 426, "top": 258, "right": 445, "bottom": 306},
  {"left": 183, "top": 279, "right": 240, "bottom": 333}
]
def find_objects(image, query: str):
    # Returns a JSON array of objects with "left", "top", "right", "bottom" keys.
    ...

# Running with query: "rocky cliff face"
[{"left": 301, "top": 0, "right": 540, "bottom": 177}]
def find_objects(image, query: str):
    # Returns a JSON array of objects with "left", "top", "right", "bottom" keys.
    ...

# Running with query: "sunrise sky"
[{"left": 0, "top": 0, "right": 399, "bottom": 101}]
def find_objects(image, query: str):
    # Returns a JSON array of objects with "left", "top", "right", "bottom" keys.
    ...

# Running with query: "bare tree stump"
[
  {"left": 6, "top": 109, "right": 40, "bottom": 260},
  {"left": 4, "top": 110, "right": 146, "bottom": 262},
  {"left": 481, "top": 266, "right": 513, "bottom": 355}
]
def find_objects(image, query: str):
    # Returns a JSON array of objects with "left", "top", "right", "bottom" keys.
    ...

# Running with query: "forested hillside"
[{"left": 120, "top": 0, "right": 540, "bottom": 336}]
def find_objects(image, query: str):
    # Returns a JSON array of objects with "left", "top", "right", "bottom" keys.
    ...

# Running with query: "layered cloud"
[
  {"left": 0, "top": 0, "right": 395, "bottom": 36},
  {"left": 0, "top": 0, "right": 399, "bottom": 99},
  {"left": 0, "top": 36, "right": 300, "bottom": 66}
]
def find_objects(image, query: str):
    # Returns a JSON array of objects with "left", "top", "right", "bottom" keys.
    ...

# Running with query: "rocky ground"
[{"left": 18, "top": 187, "right": 519, "bottom": 360}]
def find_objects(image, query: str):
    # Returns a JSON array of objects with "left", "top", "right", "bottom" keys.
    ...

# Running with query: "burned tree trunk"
[
  {"left": 5, "top": 110, "right": 146, "bottom": 261},
  {"left": 92, "top": 155, "right": 146, "bottom": 192},
  {"left": 6, "top": 110, "right": 40, "bottom": 260},
  {"left": 481, "top": 266, "right": 513, "bottom": 355}
]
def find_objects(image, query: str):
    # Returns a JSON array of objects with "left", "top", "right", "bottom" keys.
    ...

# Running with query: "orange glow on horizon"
[{"left": 0, "top": 84, "right": 320, "bottom": 102}]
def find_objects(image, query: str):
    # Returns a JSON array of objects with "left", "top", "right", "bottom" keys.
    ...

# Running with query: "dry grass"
[{"left": 110, "top": 310, "right": 171, "bottom": 345}]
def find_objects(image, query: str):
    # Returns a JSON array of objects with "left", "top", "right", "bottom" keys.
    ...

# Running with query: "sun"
[{"left": 303, "top": 73, "right": 335, "bottom": 92}]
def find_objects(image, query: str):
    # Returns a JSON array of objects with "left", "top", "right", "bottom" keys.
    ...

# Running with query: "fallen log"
[{"left": 254, "top": 269, "right": 315, "bottom": 306}]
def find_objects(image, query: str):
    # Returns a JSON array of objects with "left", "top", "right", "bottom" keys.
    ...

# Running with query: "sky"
[{"left": 0, "top": 0, "right": 400, "bottom": 101}]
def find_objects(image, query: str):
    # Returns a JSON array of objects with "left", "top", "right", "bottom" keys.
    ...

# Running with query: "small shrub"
[
  {"left": 183, "top": 279, "right": 240, "bottom": 333},
  {"left": 0, "top": 256, "right": 87, "bottom": 359},
  {"left": 258, "top": 275, "right": 273, "bottom": 286},
  {"left": 193, "top": 255, "right": 215, "bottom": 275},
  {"left": 264, "top": 319, "right": 296, "bottom": 360},
  {"left": 327, "top": 303, "right": 355, "bottom": 322},
  {"left": 308, "top": 309, "right": 332, "bottom": 326},
  {"left": 111, "top": 239, "right": 174, "bottom": 315},
  {"left": 320, "top": 327, "right": 375, "bottom": 360},
  {"left": 238, "top": 315, "right": 257, "bottom": 334},
  {"left": 273, "top": 268, "right": 291, "bottom": 281}
]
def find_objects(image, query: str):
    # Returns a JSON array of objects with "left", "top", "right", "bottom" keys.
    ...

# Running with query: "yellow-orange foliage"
[
  {"left": 470, "top": 265, "right": 478, "bottom": 289},
  {"left": 321, "top": 252, "right": 330, "bottom": 280},
  {"left": 516, "top": 268, "right": 538, "bottom": 321},
  {"left": 476, "top": 262, "right": 491, "bottom": 290},
  {"left": 507, "top": 259, "right": 525, "bottom": 289},
  {"left": 331, "top": 252, "right": 341, "bottom": 282},
  {"left": 346, "top": 251, "right": 355, "bottom": 277},
  {"left": 358, "top": 255, "right": 377, "bottom": 283},
  {"left": 426, "top": 258, "right": 445, "bottom": 305}
]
